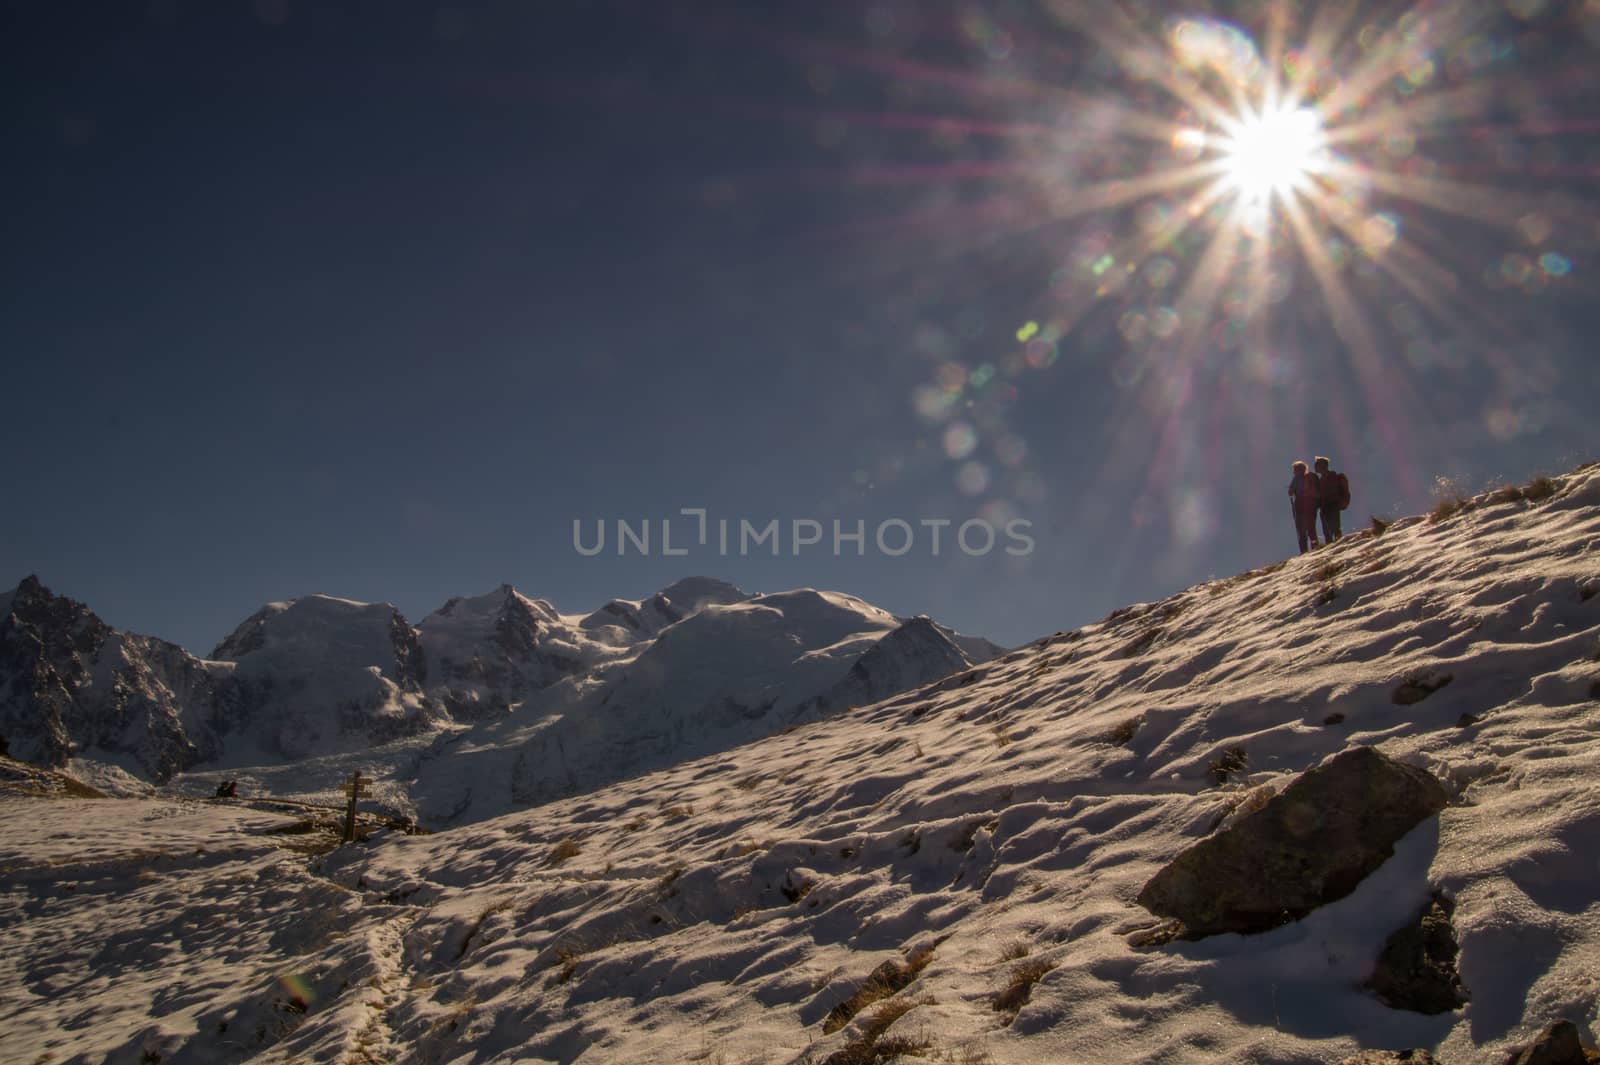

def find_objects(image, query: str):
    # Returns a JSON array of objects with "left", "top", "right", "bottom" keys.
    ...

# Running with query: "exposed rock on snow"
[
  {"left": 1366, "top": 891, "right": 1469, "bottom": 1014},
  {"left": 1501, "top": 1021, "right": 1600, "bottom": 1065},
  {"left": 1342, "top": 1052, "right": 1441, "bottom": 1064},
  {"left": 1136, "top": 745, "right": 1450, "bottom": 938},
  {"left": 1394, "top": 671, "right": 1455, "bottom": 706}
]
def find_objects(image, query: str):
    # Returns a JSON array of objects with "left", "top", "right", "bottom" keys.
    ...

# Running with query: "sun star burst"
[{"left": 1217, "top": 102, "right": 1330, "bottom": 206}]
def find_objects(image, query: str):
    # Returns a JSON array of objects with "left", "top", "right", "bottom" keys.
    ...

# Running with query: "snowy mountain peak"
[
  {"left": 215, "top": 595, "right": 426, "bottom": 684},
  {"left": 652, "top": 575, "right": 750, "bottom": 612},
  {"left": 416, "top": 584, "right": 594, "bottom": 718},
  {"left": 204, "top": 594, "right": 439, "bottom": 760},
  {"left": 799, "top": 613, "right": 979, "bottom": 720},
  {"left": 580, "top": 575, "right": 751, "bottom": 639},
  {"left": 423, "top": 584, "right": 556, "bottom": 627},
  {"left": 1, "top": 574, "right": 113, "bottom": 659},
  {"left": 2, "top": 573, "right": 46, "bottom": 616}
]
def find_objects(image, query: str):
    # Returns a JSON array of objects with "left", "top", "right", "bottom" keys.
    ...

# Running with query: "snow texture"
[{"left": 3, "top": 463, "right": 1600, "bottom": 1064}]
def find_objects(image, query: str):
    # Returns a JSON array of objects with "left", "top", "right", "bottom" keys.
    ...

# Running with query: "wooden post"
[{"left": 341, "top": 770, "right": 373, "bottom": 843}]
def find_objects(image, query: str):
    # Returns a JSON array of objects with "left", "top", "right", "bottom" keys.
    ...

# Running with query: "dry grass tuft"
[
  {"left": 931, "top": 1046, "right": 997, "bottom": 1065},
  {"left": 1522, "top": 475, "right": 1557, "bottom": 501},
  {"left": 992, "top": 957, "right": 1055, "bottom": 1022},
  {"left": 822, "top": 1032, "right": 932, "bottom": 1065},
  {"left": 1105, "top": 716, "right": 1142, "bottom": 746},
  {"left": 822, "top": 944, "right": 938, "bottom": 1034},
  {"left": 994, "top": 938, "right": 1032, "bottom": 963},
  {"left": 1427, "top": 475, "right": 1474, "bottom": 523},
  {"left": 552, "top": 946, "right": 582, "bottom": 984},
  {"left": 547, "top": 838, "right": 582, "bottom": 865},
  {"left": 1122, "top": 627, "right": 1163, "bottom": 657},
  {"left": 857, "top": 998, "right": 919, "bottom": 1043},
  {"left": 657, "top": 864, "right": 686, "bottom": 894},
  {"left": 456, "top": 897, "right": 516, "bottom": 960},
  {"left": 1208, "top": 745, "right": 1249, "bottom": 786},
  {"left": 1488, "top": 483, "right": 1525, "bottom": 505}
]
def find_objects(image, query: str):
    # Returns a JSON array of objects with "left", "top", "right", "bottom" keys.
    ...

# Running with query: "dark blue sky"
[{"left": 4, "top": 1, "right": 1597, "bottom": 653}]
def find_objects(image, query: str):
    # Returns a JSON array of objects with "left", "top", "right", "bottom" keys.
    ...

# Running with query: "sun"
[{"left": 1216, "top": 102, "right": 1331, "bottom": 206}]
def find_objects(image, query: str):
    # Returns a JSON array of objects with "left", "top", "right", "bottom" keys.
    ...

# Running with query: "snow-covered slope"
[{"left": 6, "top": 463, "right": 1599, "bottom": 1065}]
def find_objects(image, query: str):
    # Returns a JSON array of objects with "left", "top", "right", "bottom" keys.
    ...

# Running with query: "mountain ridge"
[{"left": 0, "top": 574, "right": 1002, "bottom": 793}]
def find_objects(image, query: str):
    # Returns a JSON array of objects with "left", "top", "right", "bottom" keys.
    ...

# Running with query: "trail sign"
[{"left": 342, "top": 770, "right": 373, "bottom": 843}]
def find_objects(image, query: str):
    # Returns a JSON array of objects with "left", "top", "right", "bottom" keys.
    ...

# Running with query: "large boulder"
[
  {"left": 1136, "top": 746, "right": 1449, "bottom": 938},
  {"left": 1366, "top": 892, "right": 1469, "bottom": 1014}
]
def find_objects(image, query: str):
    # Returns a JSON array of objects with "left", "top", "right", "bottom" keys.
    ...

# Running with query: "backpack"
[{"left": 1331, "top": 472, "right": 1351, "bottom": 510}]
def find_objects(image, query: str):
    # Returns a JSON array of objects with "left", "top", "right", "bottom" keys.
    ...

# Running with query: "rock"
[
  {"left": 1393, "top": 672, "right": 1453, "bottom": 705},
  {"left": 1366, "top": 892, "right": 1469, "bottom": 1013},
  {"left": 0, "top": 576, "right": 236, "bottom": 780},
  {"left": 1342, "top": 1052, "right": 1441, "bottom": 1065},
  {"left": 1502, "top": 1021, "right": 1600, "bottom": 1065},
  {"left": 1135, "top": 746, "right": 1449, "bottom": 938}
]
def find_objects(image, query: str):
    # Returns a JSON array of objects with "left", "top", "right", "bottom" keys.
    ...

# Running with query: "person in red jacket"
[
  {"left": 1289, "top": 460, "right": 1321, "bottom": 553},
  {"left": 1314, "top": 456, "right": 1349, "bottom": 543}
]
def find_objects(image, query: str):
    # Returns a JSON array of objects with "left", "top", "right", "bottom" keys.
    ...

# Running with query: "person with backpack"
[
  {"left": 1314, "top": 456, "right": 1350, "bottom": 543},
  {"left": 1289, "top": 460, "right": 1321, "bottom": 553}
]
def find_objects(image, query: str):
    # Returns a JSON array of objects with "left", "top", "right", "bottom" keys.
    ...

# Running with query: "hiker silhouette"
[
  {"left": 1288, "top": 461, "right": 1321, "bottom": 554},
  {"left": 1314, "top": 456, "right": 1350, "bottom": 543}
]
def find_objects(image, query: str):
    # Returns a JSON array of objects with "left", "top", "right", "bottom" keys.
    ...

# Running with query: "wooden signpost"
[{"left": 342, "top": 770, "right": 373, "bottom": 843}]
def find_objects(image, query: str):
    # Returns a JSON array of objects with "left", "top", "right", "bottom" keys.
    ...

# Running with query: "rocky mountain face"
[
  {"left": 0, "top": 575, "right": 1001, "bottom": 788},
  {"left": 0, "top": 576, "right": 238, "bottom": 780}
]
